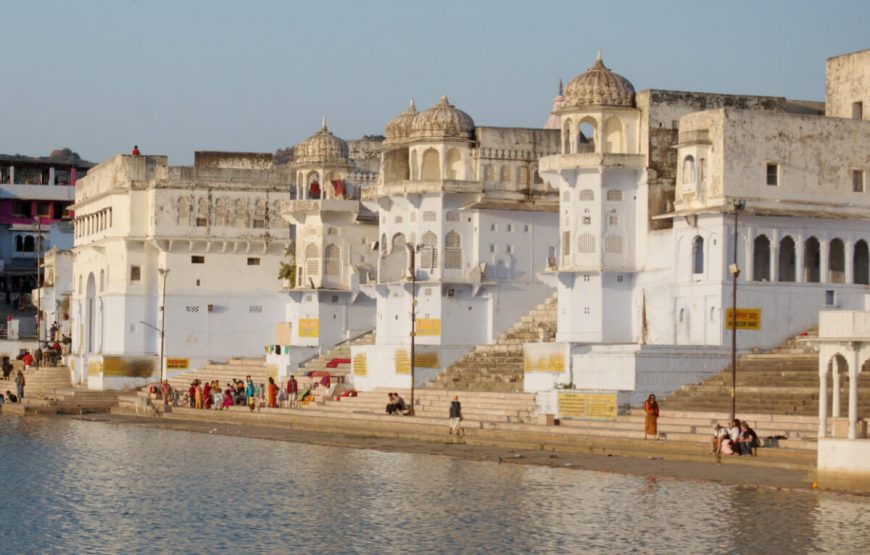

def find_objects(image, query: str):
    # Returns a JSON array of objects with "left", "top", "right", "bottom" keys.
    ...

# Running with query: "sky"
[{"left": 2, "top": 0, "right": 868, "bottom": 164}]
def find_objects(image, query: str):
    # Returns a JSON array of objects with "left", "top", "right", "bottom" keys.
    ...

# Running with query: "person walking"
[
  {"left": 15, "top": 370, "right": 25, "bottom": 400},
  {"left": 267, "top": 376, "right": 278, "bottom": 408},
  {"left": 286, "top": 375, "right": 298, "bottom": 408},
  {"left": 22, "top": 351, "right": 33, "bottom": 372},
  {"left": 449, "top": 395, "right": 463, "bottom": 436},
  {"left": 643, "top": 394, "right": 659, "bottom": 440}
]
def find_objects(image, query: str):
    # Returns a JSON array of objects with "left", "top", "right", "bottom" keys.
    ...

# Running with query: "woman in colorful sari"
[
  {"left": 203, "top": 381, "right": 213, "bottom": 409},
  {"left": 223, "top": 384, "right": 235, "bottom": 409},
  {"left": 194, "top": 381, "right": 203, "bottom": 409},
  {"left": 643, "top": 394, "right": 659, "bottom": 439},
  {"left": 267, "top": 377, "right": 278, "bottom": 408}
]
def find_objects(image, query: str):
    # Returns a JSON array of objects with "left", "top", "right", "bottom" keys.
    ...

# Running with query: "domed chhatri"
[
  {"left": 294, "top": 115, "right": 350, "bottom": 165},
  {"left": 385, "top": 98, "right": 418, "bottom": 142},
  {"left": 411, "top": 95, "right": 475, "bottom": 140},
  {"left": 563, "top": 52, "right": 635, "bottom": 109}
]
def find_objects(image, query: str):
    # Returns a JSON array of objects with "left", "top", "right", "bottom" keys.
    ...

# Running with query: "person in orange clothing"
[
  {"left": 643, "top": 394, "right": 659, "bottom": 440},
  {"left": 267, "top": 376, "right": 278, "bottom": 408}
]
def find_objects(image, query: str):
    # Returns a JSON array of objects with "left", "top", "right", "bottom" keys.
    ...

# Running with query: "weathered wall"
[
  {"left": 826, "top": 49, "right": 870, "bottom": 120},
  {"left": 194, "top": 151, "right": 273, "bottom": 171}
]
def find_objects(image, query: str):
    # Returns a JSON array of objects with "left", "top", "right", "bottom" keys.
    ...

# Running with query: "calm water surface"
[{"left": 0, "top": 415, "right": 868, "bottom": 554}]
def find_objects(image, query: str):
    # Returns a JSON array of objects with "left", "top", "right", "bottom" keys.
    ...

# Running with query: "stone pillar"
[
  {"left": 833, "top": 360, "right": 842, "bottom": 418},
  {"left": 770, "top": 244, "right": 778, "bottom": 282},
  {"left": 819, "top": 352, "right": 828, "bottom": 439},
  {"left": 49, "top": 167, "right": 56, "bottom": 185},
  {"left": 820, "top": 240, "right": 829, "bottom": 283},
  {"left": 845, "top": 240, "right": 854, "bottom": 284},
  {"left": 743, "top": 231, "right": 753, "bottom": 284},
  {"left": 849, "top": 348, "right": 859, "bottom": 439},
  {"left": 796, "top": 238, "right": 804, "bottom": 283}
]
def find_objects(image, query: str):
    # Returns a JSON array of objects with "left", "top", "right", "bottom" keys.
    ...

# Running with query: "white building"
[
  {"left": 269, "top": 119, "right": 380, "bottom": 375},
  {"left": 351, "top": 96, "right": 560, "bottom": 390},
  {"left": 33, "top": 247, "right": 73, "bottom": 340},
  {"left": 527, "top": 50, "right": 870, "bottom": 410},
  {"left": 69, "top": 152, "right": 293, "bottom": 389}
]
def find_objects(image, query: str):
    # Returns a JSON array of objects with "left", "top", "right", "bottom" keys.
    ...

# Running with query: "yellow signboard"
[
  {"left": 558, "top": 391, "right": 617, "bottom": 420},
  {"left": 725, "top": 308, "right": 761, "bottom": 330},
  {"left": 523, "top": 343, "right": 566, "bottom": 373},
  {"left": 298, "top": 318, "right": 320, "bottom": 338},
  {"left": 103, "top": 357, "right": 156, "bottom": 378},
  {"left": 415, "top": 318, "right": 441, "bottom": 337},
  {"left": 414, "top": 352, "right": 440, "bottom": 368},
  {"left": 87, "top": 361, "right": 103, "bottom": 377},
  {"left": 395, "top": 349, "right": 410, "bottom": 375},
  {"left": 353, "top": 353, "right": 368, "bottom": 377},
  {"left": 166, "top": 358, "right": 189, "bottom": 370}
]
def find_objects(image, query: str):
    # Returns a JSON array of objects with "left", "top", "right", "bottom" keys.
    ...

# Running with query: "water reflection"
[{"left": 1, "top": 415, "right": 868, "bottom": 554}]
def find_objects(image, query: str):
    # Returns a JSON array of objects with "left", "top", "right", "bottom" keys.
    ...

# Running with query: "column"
[
  {"left": 818, "top": 352, "right": 828, "bottom": 439},
  {"left": 832, "top": 358, "right": 841, "bottom": 417},
  {"left": 49, "top": 167, "right": 56, "bottom": 185},
  {"left": 820, "top": 240, "right": 829, "bottom": 283},
  {"left": 796, "top": 237, "right": 804, "bottom": 283},
  {"left": 848, "top": 348, "right": 859, "bottom": 439},
  {"left": 743, "top": 229, "right": 753, "bottom": 284},
  {"left": 845, "top": 239, "right": 854, "bottom": 284},
  {"left": 770, "top": 244, "right": 779, "bottom": 282}
]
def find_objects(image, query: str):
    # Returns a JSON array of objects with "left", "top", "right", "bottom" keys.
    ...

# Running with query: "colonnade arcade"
[{"left": 817, "top": 343, "right": 867, "bottom": 440}]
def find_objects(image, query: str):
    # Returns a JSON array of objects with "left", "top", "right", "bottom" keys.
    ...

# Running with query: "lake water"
[{"left": 0, "top": 414, "right": 868, "bottom": 554}]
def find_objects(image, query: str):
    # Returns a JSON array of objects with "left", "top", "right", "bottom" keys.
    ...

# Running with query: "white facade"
[
  {"left": 527, "top": 50, "right": 870, "bottom": 408},
  {"left": 70, "top": 152, "right": 292, "bottom": 389},
  {"left": 351, "top": 97, "right": 561, "bottom": 391}
]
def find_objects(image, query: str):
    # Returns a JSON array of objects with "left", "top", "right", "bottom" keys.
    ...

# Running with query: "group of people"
[
  {"left": 384, "top": 392, "right": 410, "bottom": 415},
  {"left": 712, "top": 419, "right": 759, "bottom": 456},
  {"left": 160, "top": 375, "right": 306, "bottom": 411},
  {"left": 1, "top": 370, "right": 25, "bottom": 404}
]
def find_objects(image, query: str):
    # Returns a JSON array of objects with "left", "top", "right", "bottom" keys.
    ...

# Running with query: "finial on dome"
[
  {"left": 596, "top": 49, "right": 602, "bottom": 62},
  {"left": 320, "top": 113, "right": 327, "bottom": 131},
  {"left": 408, "top": 98, "right": 416, "bottom": 112},
  {"left": 439, "top": 95, "right": 449, "bottom": 105},
  {"left": 558, "top": 79, "right": 563, "bottom": 96}
]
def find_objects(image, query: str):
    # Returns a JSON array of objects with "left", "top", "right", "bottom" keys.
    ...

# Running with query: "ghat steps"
[
  {"left": 0, "top": 364, "right": 71, "bottom": 398},
  {"left": 297, "top": 331, "right": 375, "bottom": 377},
  {"left": 167, "top": 358, "right": 279, "bottom": 391},
  {"left": 661, "top": 329, "right": 867, "bottom": 416},
  {"left": 428, "top": 294, "right": 557, "bottom": 392}
]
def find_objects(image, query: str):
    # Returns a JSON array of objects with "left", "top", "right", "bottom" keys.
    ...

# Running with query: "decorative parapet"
[
  {"left": 538, "top": 153, "right": 645, "bottom": 172},
  {"left": 819, "top": 310, "right": 870, "bottom": 340},
  {"left": 376, "top": 179, "right": 483, "bottom": 197}
]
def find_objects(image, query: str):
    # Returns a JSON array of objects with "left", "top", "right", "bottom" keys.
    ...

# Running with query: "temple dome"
[
  {"left": 385, "top": 99, "right": 418, "bottom": 142},
  {"left": 294, "top": 116, "right": 349, "bottom": 164},
  {"left": 563, "top": 53, "right": 635, "bottom": 109},
  {"left": 411, "top": 96, "right": 474, "bottom": 140}
]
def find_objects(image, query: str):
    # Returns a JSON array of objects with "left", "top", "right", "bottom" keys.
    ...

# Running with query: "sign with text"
[
  {"left": 523, "top": 343, "right": 566, "bottom": 373},
  {"left": 353, "top": 353, "right": 367, "bottom": 377},
  {"left": 395, "top": 349, "right": 410, "bottom": 375},
  {"left": 166, "top": 358, "right": 189, "bottom": 370},
  {"left": 558, "top": 391, "right": 617, "bottom": 420},
  {"left": 298, "top": 318, "right": 319, "bottom": 338},
  {"left": 724, "top": 308, "right": 761, "bottom": 330},
  {"left": 415, "top": 319, "right": 441, "bottom": 337}
]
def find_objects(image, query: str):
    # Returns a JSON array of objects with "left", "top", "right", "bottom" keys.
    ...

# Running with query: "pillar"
[
  {"left": 819, "top": 352, "right": 828, "bottom": 439},
  {"left": 820, "top": 240, "right": 829, "bottom": 283},
  {"left": 770, "top": 244, "right": 778, "bottom": 282},
  {"left": 848, "top": 348, "right": 859, "bottom": 439},
  {"left": 845, "top": 239, "right": 854, "bottom": 284},
  {"left": 796, "top": 237, "right": 804, "bottom": 283},
  {"left": 832, "top": 359, "right": 841, "bottom": 417}
]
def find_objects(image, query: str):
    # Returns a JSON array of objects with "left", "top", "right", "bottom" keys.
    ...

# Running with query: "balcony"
[
  {"left": 819, "top": 310, "right": 870, "bottom": 339},
  {"left": 376, "top": 179, "right": 483, "bottom": 198},
  {"left": 538, "top": 153, "right": 645, "bottom": 173}
]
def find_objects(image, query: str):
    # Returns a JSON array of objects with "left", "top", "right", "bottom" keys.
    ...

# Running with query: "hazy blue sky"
[{"left": 2, "top": 0, "right": 868, "bottom": 164}]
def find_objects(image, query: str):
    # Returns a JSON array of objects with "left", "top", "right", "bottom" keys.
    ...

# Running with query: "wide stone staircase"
[
  {"left": 662, "top": 328, "right": 870, "bottom": 416},
  {"left": 0, "top": 364, "right": 71, "bottom": 398},
  {"left": 0, "top": 364, "right": 120, "bottom": 415},
  {"left": 428, "top": 294, "right": 557, "bottom": 392},
  {"left": 297, "top": 331, "right": 375, "bottom": 380},
  {"left": 167, "top": 358, "right": 279, "bottom": 391}
]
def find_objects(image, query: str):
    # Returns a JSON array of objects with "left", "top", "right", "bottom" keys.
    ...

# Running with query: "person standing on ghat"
[{"left": 449, "top": 395, "right": 463, "bottom": 436}]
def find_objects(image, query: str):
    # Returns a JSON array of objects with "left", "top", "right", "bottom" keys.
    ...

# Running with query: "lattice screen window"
[
  {"left": 423, "top": 211, "right": 437, "bottom": 222},
  {"left": 605, "top": 234, "right": 623, "bottom": 254},
  {"left": 324, "top": 243, "right": 341, "bottom": 276},
  {"left": 579, "top": 189, "right": 595, "bottom": 201},
  {"left": 578, "top": 233, "right": 596, "bottom": 254},
  {"left": 420, "top": 231, "right": 438, "bottom": 268},
  {"left": 185, "top": 305, "right": 200, "bottom": 313},
  {"left": 444, "top": 231, "right": 462, "bottom": 269},
  {"left": 305, "top": 243, "right": 320, "bottom": 276},
  {"left": 446, "top": 211, "right": 460, "bottom": 222},
  {"left": 249, "top": 305, "right": 263, "bottom": 313},
  {"left": 606, "top": 189, "right": 622, "bottom": 201}
]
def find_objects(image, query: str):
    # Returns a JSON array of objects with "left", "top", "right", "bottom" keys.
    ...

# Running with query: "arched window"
[
  {"left": 682, "top": 156, "right": 696, "bottom": 185},
  {"left": 444, "top": 231, "right": 462, "bottom": 269},
  {"left": 234, "top": 198, "right": 249, "bottom": 227},
  {"left": 577, "top": 233, "right": 596, "bottom": 254},
  {"left": 24, "top": 235, "right": 35, "bottom": 253},
  {"left": 854, "top": 240, "right": 869, "bottom": 285},
  {"left": 445, "top": 148, "right": 462, "bottom": 180},
  {"left": 753, "top": 235, "right": 771, "bottom": 281},
  {"left": 324, "top": 243, "right": 341, "bottom": 276},
  {"left": 579, "top": 189, "right": 595, "bottom": 201},
  {"left": 215, "top": 198, "right": 229, "bottom": 226},
  {"left": 804, "top": 237, "right": 821, "bottom": 283},
  {"left": 421, "top": 148, "right": 440, "bottom": 180},
  {"left": 177, "top": 196, "right": 191, "bottom": 224},
  {"left": 605, "top": 234, "right": 623, "bottom": 254},
  {"left": 421, "top": 231, "right": 438, "bottom": 269},
  {"left": 578, "top": 118, "right": 596, "bottom": 152},
  {"left": 15, "top": 236, "right": 22, "bottom": 252},
  {"left": 196, "top": 198, "right": 209, "bottom": 227},
  {"left": 603, "top": 117, "right": 623, "bottom": 153},
  {"left": 305, "top": 243, "right": 320, "bottom": 277},
  {"left": 391, "top": 233, "right": 406, "bottom": 254},
  {"left": 483, "top": 164, "right": 495, "bottom": 182},
  {"left": 779, "top": 236, "right": 796, "bottom": 282},
  {"left": 692, "top": 236, "right": 704, "bottom": 274},
  {"left": 829, "top": 238, "right": 845, "bottom": 283}
]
